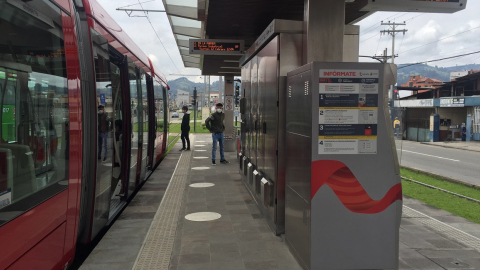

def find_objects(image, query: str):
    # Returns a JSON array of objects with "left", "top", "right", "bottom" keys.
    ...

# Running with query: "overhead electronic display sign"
[
  {"left": 361, "top": 0, "right": 467, "bottom": 13},
  {"left": 189, "top": 39, "right": 244, "bottom": 55}
]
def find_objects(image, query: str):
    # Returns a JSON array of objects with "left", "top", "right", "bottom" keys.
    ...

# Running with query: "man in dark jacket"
[
  {"left": 205, "top": 103, "right": 229, "bottom": 165},
  {"left": 180, "top": 106, "right": 191, "bottom": 151}
]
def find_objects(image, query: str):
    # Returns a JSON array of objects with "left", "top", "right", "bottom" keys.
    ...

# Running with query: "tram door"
[
  {"left": 153, "top": 81, "right": 166, "bottom": 163},
  {"left": 90, "top": 30, "right": 127, "bottom": 235},
  {"left": 138, "top": 70, "right": 149, "bottom": 181},
  {"left": 127, "top": 62, "right": 141, "bottom": 191}
]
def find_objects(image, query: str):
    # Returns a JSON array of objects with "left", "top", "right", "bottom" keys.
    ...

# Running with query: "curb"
[
  {"left": 419, "top": 142, "right": 480, "bottom": 153},
  {"left": 401, "top": 165, "right": 480, "bottom": 190}
]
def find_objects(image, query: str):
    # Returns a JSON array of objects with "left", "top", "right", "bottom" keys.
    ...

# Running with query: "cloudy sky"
[{"left": 96, "top": 0, "right": 480, "bottom": 82}]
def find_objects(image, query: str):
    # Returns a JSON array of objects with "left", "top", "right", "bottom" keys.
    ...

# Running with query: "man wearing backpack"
[{"left": 205, "top": 103, "right": 229, "bottom": 165}]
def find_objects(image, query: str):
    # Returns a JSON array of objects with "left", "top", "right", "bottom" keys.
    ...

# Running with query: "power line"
[
  {"left": 360, "top": 12, "right": 403, "bottom": 35},
  {"left": 380, "top": 22, "right": 408, "bottom": 63},
  {"left": 405, "top": 13, "right": 424, "bottom": 22},
  {"left": 135, "top": 0, "right": 182, "bottom": 73},
  {"left": 397, "top": 34, "right": 406, "bottom": 53},
  {"left": 399, "top": 25, "right": 480, "bottom": 54},
  {"left": 398, "top": 50, "right": 480, "bottom": 69},
  {"left": 360, "top": 33, "right": 380, "bottom": 43},
  {"left": 360, "top": 13, "right": 422, "bottom": 43}
]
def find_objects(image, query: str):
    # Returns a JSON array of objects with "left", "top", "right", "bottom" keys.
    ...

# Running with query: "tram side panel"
[{"left": 0, "top": 0, "right": 82, "bottom": 268}]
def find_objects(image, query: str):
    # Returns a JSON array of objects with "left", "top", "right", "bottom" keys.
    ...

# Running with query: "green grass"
[
  {"left": 169, "top": 122, "right": 210, "bottom": 134},
  {"left": 167, "top": 134, "right": 177, "bottom": 145},
  {"left": 401, "top": 168, "right": 480, "bottom": 200},
  {"left": 401, "top": 168, "right": 480, "bottom": 224},
  {"left": 166, "top": 136, "right": 180, "bottom": 154}
]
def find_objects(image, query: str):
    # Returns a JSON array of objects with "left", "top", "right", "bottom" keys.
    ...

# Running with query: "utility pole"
[
  {"left": 193, "top": 87, "right": 197, "bottom": 132},
  {"left": 219, "top": 76, "right": 223, "bottom": 103},
  {"left": 380, "top": 21, "right": 407, "bottom": 64}
]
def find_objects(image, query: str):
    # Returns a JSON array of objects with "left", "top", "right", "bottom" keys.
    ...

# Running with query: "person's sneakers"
[
  {"left": 179, "top": 148, "right": 186, "bottom": 151},
  {"left": 212, "top": 160, "right": 216, "bottom": 166},
  {"left": 103, "top": 157, "right": 106, "bottom": 162},
  {"left": 220, "top": 160, "right": 229, "bottom": 164},
  {"left": 185, "top": 148, "right": 191, "bottom": 151}
]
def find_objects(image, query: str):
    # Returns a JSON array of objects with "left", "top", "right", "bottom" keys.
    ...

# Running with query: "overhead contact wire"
[{"left": 136, "top": 0, "right": 182, "bottom": 73}]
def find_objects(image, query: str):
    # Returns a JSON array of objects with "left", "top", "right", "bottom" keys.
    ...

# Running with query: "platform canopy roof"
[{"left": 161, "top": 0, "right": 374, "bottom": 76}]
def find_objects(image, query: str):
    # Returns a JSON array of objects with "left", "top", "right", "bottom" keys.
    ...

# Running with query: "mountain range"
[
  {"left": 166, "top": 63, "right": 480, "bottom": 95},
  {"left": 167, "top": 77, "right": 222, "bottom": 96},
  {"left": 397, "top": 63, "right": 480, "bottom": 85}
]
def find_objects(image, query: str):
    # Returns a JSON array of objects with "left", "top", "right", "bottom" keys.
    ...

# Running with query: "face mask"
[
  {"left": 216, "top": 109, "right": 222, "bottom": 113},
  {"left": 99, "top": 110, "right": 104, "bottom": 114}
]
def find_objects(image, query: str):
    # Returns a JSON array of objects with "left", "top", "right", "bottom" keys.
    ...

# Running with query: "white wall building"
[
  {"left": 176, "top": 90, "right": 190, "bottom": 107},
  {"left": 450, "top": 71, "right": 469, "bottom": 81}
]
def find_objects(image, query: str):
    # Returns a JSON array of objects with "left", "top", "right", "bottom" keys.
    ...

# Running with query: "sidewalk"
[
  {"left": 78, "top": 134, "right": 480, "bottom": 270},
  {"left": 421, "top": 141, "right": 480, "bottom": 153}
]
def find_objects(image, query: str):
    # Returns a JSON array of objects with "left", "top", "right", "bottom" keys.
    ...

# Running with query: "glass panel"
[
  {"left": 175, "top": 34, "right": 191, "bottom": 41},
  {"left": 128, "top": 63, "right": 140, "bottom": 191},
  {"left": 0, "top": 0, "right": 68, "bottom": 226},
  {"left": 111, "top": 62, "right": 123, "bottom": 215},
  {"left": 90, "top": 29, "right": 125, "bottom": 234},
  {"left": 139, "top": 71, "right": 148, "bottom": 180},
  {"left": 170, "top": 16, "right": 201, "bottom": 28},
  {"left": 153, "top": 80, "right": 164, "bottom": 160},
  {"left": 165, "top": 0, "right": 197, "bottom": 8}
]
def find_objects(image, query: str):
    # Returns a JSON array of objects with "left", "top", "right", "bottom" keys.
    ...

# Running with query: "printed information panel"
[{"left": 318, "top": 69, "right": 379, "bottom": 154}]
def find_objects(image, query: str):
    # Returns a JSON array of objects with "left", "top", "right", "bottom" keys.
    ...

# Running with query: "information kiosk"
[{"left": 285, "top": 62, "right": 402, "bottom": 270}]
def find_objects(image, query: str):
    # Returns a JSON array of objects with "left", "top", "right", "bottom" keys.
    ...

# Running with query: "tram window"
[
  {"left": 153, "top": 81, "right": 165, "bottom": 132},
  {"left": 91, "top": 29, "right": 124, "bottom": 233},
  {"left": 0, "top": 0, "right": 69, "bottom": 226},
  {"left": 128, "top": 62, "right": 140, "bottom": 187}
]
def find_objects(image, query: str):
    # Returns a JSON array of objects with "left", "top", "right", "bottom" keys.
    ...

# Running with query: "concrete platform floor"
[{"left": 79, "top": 134, "right": 480, "bottom": 270}]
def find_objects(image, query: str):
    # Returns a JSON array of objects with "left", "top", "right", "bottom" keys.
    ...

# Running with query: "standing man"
[
  {"left": 98, "top": 105, "right": 109, "bottom": 161},
  {"left": 205, "top": 103, "right": 229, "bottom": 165},
  {"left": 180, "top": 105, "right": 191, "bottom": 151},
  {"left": 393, "top": 117, "right": 401, "bottom": 139}
]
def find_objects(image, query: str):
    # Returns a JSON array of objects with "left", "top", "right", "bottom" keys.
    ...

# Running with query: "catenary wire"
[
  {"left": 136, "top": 0, "right": 182, "bottom": 73},
  {"left": 399, "top": 25, "right": 480, "bottom": 54},
  {"left": 398, "top": 50, "right": 480, "bottom": 69},
  {"left": 117, "top": 0, "right": 156, "bottom": 9}
]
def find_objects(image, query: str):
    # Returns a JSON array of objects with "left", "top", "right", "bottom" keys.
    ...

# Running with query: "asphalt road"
[{"left": 396, "top": 140, "right": 480, "bottom": 185}]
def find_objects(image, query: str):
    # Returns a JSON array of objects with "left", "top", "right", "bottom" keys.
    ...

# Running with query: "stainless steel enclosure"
[
  {"left": 285, "top": 62, "right": 402, "bottom": 270},
  {"left": 240, "top": 19, "right": 303, "bottom": 235}
]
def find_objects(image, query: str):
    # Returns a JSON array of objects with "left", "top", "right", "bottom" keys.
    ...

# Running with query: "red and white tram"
[{"left": 0, "top": 0, "right": 171, "bottom": 268}]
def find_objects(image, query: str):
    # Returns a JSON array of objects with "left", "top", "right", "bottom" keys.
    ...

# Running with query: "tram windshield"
[{"left": 0, "top": 0, "right": 69, "bottom": 225}]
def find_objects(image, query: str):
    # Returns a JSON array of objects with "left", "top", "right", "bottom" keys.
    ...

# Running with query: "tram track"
[{"left": 401, "top": 176, "right": 480, "bottom": 204}]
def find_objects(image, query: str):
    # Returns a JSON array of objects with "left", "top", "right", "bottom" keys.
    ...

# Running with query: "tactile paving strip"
[
  {"left": 132, "top": 139, "right": 193, "bottom": 270},
  {"left": 403, "top": 206, "right": 480, "bottom": 251}
]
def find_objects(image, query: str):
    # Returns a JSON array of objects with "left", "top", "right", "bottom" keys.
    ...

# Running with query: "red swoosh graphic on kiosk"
[{"left": 312, "top": 160, "right": 402, "bottom": 214}]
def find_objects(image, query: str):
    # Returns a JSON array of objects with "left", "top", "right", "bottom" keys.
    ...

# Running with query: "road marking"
[{"left": 398, "top": 149, "right": 460, "bottom": 162}]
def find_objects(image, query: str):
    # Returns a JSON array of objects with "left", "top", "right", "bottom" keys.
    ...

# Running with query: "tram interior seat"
[{"left": 0, "top": 144, "right": 36, "bottom": 203}]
